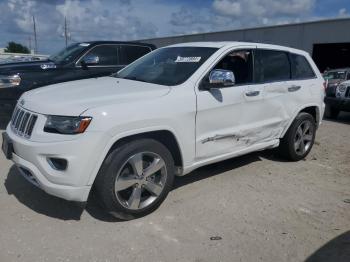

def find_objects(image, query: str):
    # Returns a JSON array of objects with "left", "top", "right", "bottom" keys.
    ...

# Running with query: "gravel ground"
[{"left": 0, "top": 113, "right": 349, "bottom": 262}]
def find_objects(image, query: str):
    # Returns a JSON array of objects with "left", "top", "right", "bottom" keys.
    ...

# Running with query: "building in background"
[
  {"left": 139, "top": 18, "right": 350, "bottom": 73},
  {"left": 0, "top": 48, "right": 48, "bottom": 63}
]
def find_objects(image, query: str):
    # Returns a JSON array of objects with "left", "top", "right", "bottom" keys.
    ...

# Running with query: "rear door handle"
[
  {"left": 245, "top": 91, "right": 260, "bottom": 97},
  {"left": 288, "top": 85, "right": 301, "bottom": 92}
]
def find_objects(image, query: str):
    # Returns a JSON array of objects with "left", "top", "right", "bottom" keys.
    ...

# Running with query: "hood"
[
  {"left": 20, "top": 77, "right": 171, "bottom": 115},
  {"left": 0, "top": 60, "right": 54, "bottom": 74}
]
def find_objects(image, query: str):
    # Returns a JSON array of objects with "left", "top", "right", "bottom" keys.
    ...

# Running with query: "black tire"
[
  {"left": 94, "top": 138, "right": 175, "bottom": 220},
  {"left": 279, "top": 112, "right": 316, "bottom": 161},
  {"left": 325, "top": 105, "right": 340, "bottom": 119}
]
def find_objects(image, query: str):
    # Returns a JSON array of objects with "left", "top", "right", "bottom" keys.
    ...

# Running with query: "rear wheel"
[
  {"left": 94, "top": 139, "right": 175, "bottom": 220},
  {"left": 279, "top": 112, "right": 316, "bottom": 161}
]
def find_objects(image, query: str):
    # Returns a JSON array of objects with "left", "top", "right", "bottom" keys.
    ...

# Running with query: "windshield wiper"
[
  {"left": 122, "top": 76, "right": 138, "bottom": 81},
  {"left": 116, "top": 76, "right": 148, "bottom": 83}
]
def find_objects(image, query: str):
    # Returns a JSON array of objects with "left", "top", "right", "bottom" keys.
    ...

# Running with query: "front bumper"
[
  {"left": 325, "top": 97, "right": 350, "bottom": 111},
  {"left": 5, "top": 124, "right": 107, "bottom": 202},
  {"left": 12, "top": 153, "right": 91, "bottom": 201}
]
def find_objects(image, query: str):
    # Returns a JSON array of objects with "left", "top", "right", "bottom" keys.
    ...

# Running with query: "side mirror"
[
  {"left": 81, "top": 55, "right": 99, "bottom": 67},
  {"left": 201, "top": 69, "right": 235, "bottom": 90},
  {"left": 209, "top": 69, "right": 235, "bottom": 86}
]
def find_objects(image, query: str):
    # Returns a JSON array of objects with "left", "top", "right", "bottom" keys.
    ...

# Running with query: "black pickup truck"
[{"left": 0, "top": 41, "right": 156, "bottom": 117}]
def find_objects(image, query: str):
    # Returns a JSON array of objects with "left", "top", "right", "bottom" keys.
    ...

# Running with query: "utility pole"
[
  {"left": 64, "top": 16, "right": 68, "bottom": 47},
  {"left": 32, "top": 16, "right": 37, "bottom": 54},
  {"left": 28, "top": 36, "right": 32, "bottom": 54}
]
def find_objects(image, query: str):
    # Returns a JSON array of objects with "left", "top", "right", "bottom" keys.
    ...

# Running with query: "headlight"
[
  {"left": 0, "top": 74, "right": 21, "bottom": 88},
  {"left": 44, "top": 116, "right": 92, "bottom": 134}
]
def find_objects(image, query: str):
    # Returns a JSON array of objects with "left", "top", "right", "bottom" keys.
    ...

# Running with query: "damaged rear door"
[{"left": 252, "top": 49, "right": 293, "bottom": 138}]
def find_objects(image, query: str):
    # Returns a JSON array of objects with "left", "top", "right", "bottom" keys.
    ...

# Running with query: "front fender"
[{"left": 86, "top": 125, "right": 185, "bottom": 186}]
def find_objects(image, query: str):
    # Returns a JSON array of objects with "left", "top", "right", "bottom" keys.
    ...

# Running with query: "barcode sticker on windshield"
[{"left": 175, "top": 56, "right": 201, "bottom": 63}]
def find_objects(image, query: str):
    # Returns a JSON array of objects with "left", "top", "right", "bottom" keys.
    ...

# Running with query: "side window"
[
  {"left": 290, "top": 53, "right": 316, "bottom": 79},
  {"left": 83, "top": 45, "right": 118, "bottom": 66},
  {"left": 254, "top": 49, "right": 290, "bottom": 83},
  {"left": 119, "top": 45, "right": 152, "bottom": 65},
  {"left": 347, "top": 73, "right": 350, "bottom": 80},
  {"left": 213, "top": 49, "right": 253, "bottom": 85}
]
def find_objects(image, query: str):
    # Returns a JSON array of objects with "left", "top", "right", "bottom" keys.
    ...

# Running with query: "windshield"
[
  {"left": 324, "top": 71, "right": 346, "bottom": 80},
  {"left": 115, "top": 47, "right": 218, "bottom": 86},
  {"left": 49, "top": 43, "right": 88, "bottom": 64}
]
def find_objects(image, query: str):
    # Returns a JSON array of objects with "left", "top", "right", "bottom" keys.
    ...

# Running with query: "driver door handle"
[
  {"left": 288, "top": 85, "right": 301, "bottom": 92},
  {"left": 245, "top": 90, "right": 260, "bottom": 97}
]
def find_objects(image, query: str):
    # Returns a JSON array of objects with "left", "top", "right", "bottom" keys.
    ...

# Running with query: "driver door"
[{"left": 195, "top": 47, "right": 267, "bottom": 160}]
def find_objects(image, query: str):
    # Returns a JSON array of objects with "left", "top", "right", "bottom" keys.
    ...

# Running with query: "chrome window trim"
[{"left": 198, "top": 47, "right": 319, "bottom": 92}]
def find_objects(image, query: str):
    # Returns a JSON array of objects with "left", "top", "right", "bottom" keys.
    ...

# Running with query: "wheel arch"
[
  {"left": 87, "top": 128, "right": 184, "bottom": 186},
  {"left": 300, "top": 106, "right": 320, "bottom": 126},
  {"left": 281, "top": 104, "right": 321, "bottom": 138}
]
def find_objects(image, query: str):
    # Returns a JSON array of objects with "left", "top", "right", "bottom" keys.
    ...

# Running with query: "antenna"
[{"left": 33, "top": 16, "right": 37, "bottom": 54}]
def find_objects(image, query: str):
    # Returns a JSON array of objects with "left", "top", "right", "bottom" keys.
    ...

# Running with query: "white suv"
[{"left": 2, "top": 42, "right": 325, "bottom": 219}]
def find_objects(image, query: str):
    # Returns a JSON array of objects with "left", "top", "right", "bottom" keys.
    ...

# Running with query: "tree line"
[{"left": 3, "top": 42, "right": 30, "bottom": 54}]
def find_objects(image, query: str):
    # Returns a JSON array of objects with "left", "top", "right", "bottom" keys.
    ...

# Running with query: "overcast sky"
[{"left": 0, "top": 0, "right": 349, "bottom": 54}]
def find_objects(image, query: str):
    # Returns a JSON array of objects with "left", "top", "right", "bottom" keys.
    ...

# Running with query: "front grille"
[{"left": 10, "top": 106, "right": 38, "bottom": 138}]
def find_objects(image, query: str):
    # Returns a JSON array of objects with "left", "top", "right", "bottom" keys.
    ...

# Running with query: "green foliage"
[{"left": 4, "top": 42, "right": 30, "bottom": 54}]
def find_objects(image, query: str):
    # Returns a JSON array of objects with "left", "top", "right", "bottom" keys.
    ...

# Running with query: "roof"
[
  {"left": 168, "top": 42, "right": 233, "bottom": 48},
  {"left": 167, "top": 41, "right": 308, "bottom": 54},
  {"left": 78, "top": 41, "right": 156, "bottom": 49}
]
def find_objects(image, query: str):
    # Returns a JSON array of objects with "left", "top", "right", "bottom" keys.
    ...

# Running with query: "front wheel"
[
  {"left": 94, "top": 139, "right": 175, "bottom": 220},
  {"left": 279, "top": 112, "right": 316, "bottom": 161}
]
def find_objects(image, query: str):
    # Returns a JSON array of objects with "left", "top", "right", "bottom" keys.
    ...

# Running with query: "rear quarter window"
[{"left": 290, "top": 53, "right": 316, "bottom": 79}]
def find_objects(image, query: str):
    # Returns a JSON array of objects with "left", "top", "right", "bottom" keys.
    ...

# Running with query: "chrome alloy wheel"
[
  {"left": 294, "top": 120, "right": 314, "bottom": 156},
  {"left": 114, "top": 152, "right": 167, "bottom": 210}
]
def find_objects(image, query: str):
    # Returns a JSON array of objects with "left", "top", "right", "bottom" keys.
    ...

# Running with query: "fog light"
[{"left": 47, "top": 158, "right": 68, "bottom": 171}]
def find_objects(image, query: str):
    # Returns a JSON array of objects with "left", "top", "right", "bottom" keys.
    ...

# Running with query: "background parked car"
[
  {"left": 0, "top": 41, "right": 156, "bottom": 117},
  {"left": 324, "top": 68, "right": 350, "bottom": 96},
  {"left": 324, "top": 68, "right": 350, "bottom": 118},
  {"left": 325, "top": 79, "right": 350, "bottom": 118}
]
